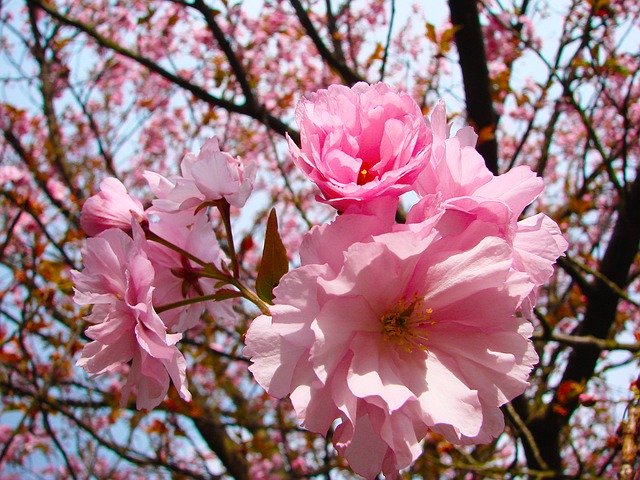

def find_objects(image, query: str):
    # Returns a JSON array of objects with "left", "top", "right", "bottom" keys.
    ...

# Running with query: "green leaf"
[{"left": 255, "top": 209, "right": 289, "bottom": 304}]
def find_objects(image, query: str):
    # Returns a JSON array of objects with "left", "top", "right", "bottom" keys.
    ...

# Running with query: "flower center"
[
  {"left": 380, "top": 298, "right": 434, "bottom": 352},
  {"left": 357, "top": 168, "right": 370, "bottom": 185}
]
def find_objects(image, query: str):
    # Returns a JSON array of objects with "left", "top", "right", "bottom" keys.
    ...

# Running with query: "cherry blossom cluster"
[
  {"left": 74, "top": 82, "right": 566, "bottom": 478},
  {"left": 74, "top": 138, "right": 256, "bottom": 410},
  {"left": 245, "top": 83, "right": 567, "bottom": 478}
]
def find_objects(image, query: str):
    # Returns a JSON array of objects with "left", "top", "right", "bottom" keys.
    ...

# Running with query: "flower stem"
[
  {"left": 230, "top": 278, "right": 271, "bottom": 315},
  {"left": 145, "top": 230, "right": 208, "bottom": 268},
  {"left": 215, "top": 200, "right": 240, "bottom": 279},
  {"left": 155, "top": 293, "right": 223, "bottom": 313},
  {"left": 143, "top": 219, "right": 269, "bottom": 315}
]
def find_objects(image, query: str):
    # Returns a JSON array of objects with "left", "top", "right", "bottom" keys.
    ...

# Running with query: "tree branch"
[
  {"left": 192, "top": 417, "right": 250, "bottom": 480},
  {"left": 289, "top": 0, "right": 363, "bottom": 86},
  {"left": 448, "top": 0, "right": 499, "bottom": 174},
  {"left": 526, "top": 166, "right": 640, "bottom": 471},
  {"left": 190, "top": 0, "right": 258, "bottom": 110}
]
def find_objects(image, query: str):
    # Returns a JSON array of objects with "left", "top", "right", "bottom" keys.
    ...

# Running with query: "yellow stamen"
[
  {"left": 380, "top": 297, "right": 434, "bottom": 353},
  {"left": 357, "top": 168, "right": 369, "bottom": 185}
]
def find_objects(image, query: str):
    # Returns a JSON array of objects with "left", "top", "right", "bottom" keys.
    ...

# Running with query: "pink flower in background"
[
  {"left": 245, "top": 218, "right": 537, "bottom": 479},
  {"left": 80, "top": 177, "right": 145, "bottom": 236},
  {"left": 73, "top": 225, "right": 190, "bottom": 410},
  {"left": 289, "top": 82, "right": 432, "bottom": 211},
  {"left": 146, "top": 137, "right": 257, "bottom": 212},
  {"left": 0, "top": 165, "right": 28, "bottom": 185}
]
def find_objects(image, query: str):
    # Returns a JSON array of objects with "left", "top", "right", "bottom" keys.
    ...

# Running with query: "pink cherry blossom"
[
  {"left": 412, "top": 101, "right": 568, "bottom": 314},
  {"left": 80, "top": 177, "right": 145, "bottom": 236},
  {"left": 146, "top": 137, "right": 257, "bottom": 212},
  {"left": 244, "top": 214, "right": 538, "bottom": 479},
  {"left": 73, "top": 224, "right": 190, "bottom": 410},
  {"left": 145, "top": 209, "right": 236, "bottom": 332},
  {"left": 288, "top": 82, "right": 433, "bottom": 211}
]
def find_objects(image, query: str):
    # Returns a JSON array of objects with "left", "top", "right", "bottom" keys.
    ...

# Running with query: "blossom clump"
[
  {"left": 288, "top": 82, "right": 432, "bottom": 211},
  {"left": 245, "top": 89, "right": 567, "bottom": 479},
  {"left": 74, "top": 137, "right": 250, "bottom": 409},
  {"left": 80, "top": 177, "right": 145, "bottom": 236},
  {"left": 147, "top": 137, "right": 257, "bottom": 213},
  {"left": 73, "top": 225, "right": 190, "bottom": 410}
]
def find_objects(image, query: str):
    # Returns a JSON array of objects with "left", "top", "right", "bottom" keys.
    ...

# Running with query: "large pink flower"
[
  {"left": 146, "top": 137, "right": 256, "bottom": 212},
  {"left": 289, "top": 82, "right": 432, "bottom": 211},
  {"left": 80, "top": 177, "right": 145, "bottom": 236},
  {"left": 244, "top": 212, "right": 537, "bottom": 479},
  {"left": 73, "top": 225, "right": 190, "bottom": 410}
]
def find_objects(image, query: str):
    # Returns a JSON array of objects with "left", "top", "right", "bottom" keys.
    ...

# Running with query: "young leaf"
[{"left": 255, "top": 209, "right": 289, "bottom": 303}]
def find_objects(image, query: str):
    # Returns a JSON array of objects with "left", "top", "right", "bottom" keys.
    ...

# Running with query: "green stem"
[
  {"left": 216, "top": 200, "right": 241, "bottom": 279},
  {"left": 145, "top": 230, "right": 208, "bottom": 268},
  {"left": 230, "top": 278, "right": 271, "bottom": 315},
  {"left": 155, "top": 293, "right": 222, "bottom": 314},
  {"left": 143, "top": 220, "right": 269, "bottom": 315}
]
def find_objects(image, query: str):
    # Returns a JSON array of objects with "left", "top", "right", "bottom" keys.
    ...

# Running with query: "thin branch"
[
  {"left": 190, "top": 0, "right": 258, "bottom": 109},
  {"left": 556, "top": 256, "right": 595, "bottom": 298},
  {"left": 325, "top": 0, "right": 346, "bottom": 64},
  {"left": 27, "top": 2, "right": 84, "bottom": 201},
  {"left": 42, "top": 411, "right": 79, "bottom": 480},
  {"left": 2, "top": 127, "right": 80, "bottom": 227},
  {"left": 563, "top": 256, "right": 640, "bottom": 308},
  {"left": 532, "top": 332, "right": 640, "bottom": 353},
  {"left": 378, "top": 0, "right": 395, "bottom": 81},
  {"left": 289, "top": 0, "right": 363, "bottom": 86},
  {"left": 503, "top": 402, "right": 550, "bottom": 472}
]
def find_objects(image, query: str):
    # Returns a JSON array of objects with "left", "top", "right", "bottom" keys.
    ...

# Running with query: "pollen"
[
  {"left": 380, "top": 297, "right": 434, "bottom": 353},
  {"left": 357, "top": 168, "right": 369, "bottom": 185}
]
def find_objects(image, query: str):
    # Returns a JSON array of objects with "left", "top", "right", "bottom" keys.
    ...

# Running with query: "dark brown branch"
[
  {"left": 2, "top": 127, "right": 80, "bottom": 228},
  {"left": 526, "top": 166, "right": 640, "bottom": 471},
  {"left": 289, "top": 0, "right": 364, "bottom": 86},
  {"left": 379, "top": 0, "right": 396, "bottom": 81},
  {"left": 1, "top": 190, "right": 79, "bottom": 269},
  {"left": 42, "top": 411, "right": 79, "bottom": 480},
  {"left": 67, "top": 84, "right": 118, "bottom": 178},
  {"left": 190, "top": 0, "right": 258, "bottom": 110},
  {"left": 325, "top": 0, "right": 346, "bottom": 65},
  {"left": 27, "top": 3, "right": 84, "bottom": 201},
  {"left": 556, "top": 256, "right": 595, "bottom": 298},
  {"left": 448, "top": 0, "right": 499, "bottom": 174},
  {"left": 192, "top": 417, "right": 250, "bottom": 480},
  {"left": 532, "top": 331, "right": 640, "bottom": 353}
]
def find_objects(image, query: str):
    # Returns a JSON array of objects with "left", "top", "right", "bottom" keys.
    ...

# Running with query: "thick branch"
[
  {"left": 448, "top": 0, "right": 499, "bottom": 174},
  {"left": 526, "top": 167, "right": 640, "bottom": 471},
  {"left": 192, "top": 417, "right": 250, "bottom": 480}
]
